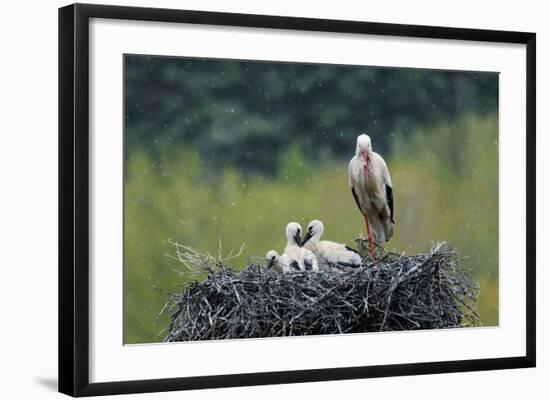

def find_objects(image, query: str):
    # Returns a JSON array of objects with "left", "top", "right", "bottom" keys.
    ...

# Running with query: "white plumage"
[
  {"left": 283, "top": 222, "right": 305, "bottom": 271},
  {"left": 302, "top": 220, "right": 362, "bottom": 270},
  {"left": 300, "top": 249, "right": 319, "bottom": 272},
  {"left": 348, "top": 134, "right": 394, "bottom": 258}
]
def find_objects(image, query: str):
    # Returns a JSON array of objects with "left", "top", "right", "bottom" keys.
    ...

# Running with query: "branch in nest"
[{"left": 165, "top": 239, "right": 245, "bottom": 275}]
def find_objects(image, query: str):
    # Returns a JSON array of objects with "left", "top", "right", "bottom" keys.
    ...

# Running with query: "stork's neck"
[{"left": 313, "top": 229, "right": 323, "bottom": 242}]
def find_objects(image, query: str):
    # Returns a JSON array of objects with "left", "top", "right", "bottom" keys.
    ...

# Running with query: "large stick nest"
[{"left": 162, "top": 240, "right": 480, "bottom": 342}]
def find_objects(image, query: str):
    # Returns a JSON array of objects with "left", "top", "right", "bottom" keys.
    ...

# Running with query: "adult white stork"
[
  {"left": 283, "top": 222, "right": 319, "bottom": 272},
  {"left": 301, "top": 220, "right": 362, "bottom": 270},
  {"left": 348, "top": 134, "right": 394, "bottom": 260}
]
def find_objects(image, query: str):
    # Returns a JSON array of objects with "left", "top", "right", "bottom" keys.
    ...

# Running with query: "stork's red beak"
[{"left": 363, "top": 152, "right": 369, "bottom": 180}]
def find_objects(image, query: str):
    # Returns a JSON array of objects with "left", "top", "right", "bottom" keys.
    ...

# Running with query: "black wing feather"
[
  {"left": 338, "top": 261, "right": 361, "bottom": 269},
  {"left": 351, "top": 187, "right": 362, "bottom": 213},
  {"left": 385, "top": 184, "right": 394, "bottom": 224}
]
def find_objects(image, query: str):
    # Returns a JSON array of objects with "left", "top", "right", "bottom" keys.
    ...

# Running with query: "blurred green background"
[{"left": 124, "top": 55, "right": 499, "bottom": 344}]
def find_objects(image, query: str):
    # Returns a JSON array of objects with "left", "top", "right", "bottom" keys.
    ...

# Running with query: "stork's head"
[
  {"left": 265, "top": 250, "right": 279, "bottom": 269},
  {"left": 285, "top": 222, "right": 302, "bottom": 246},
  {"left": 355, "top": 134, "right": 372, "bottom": 155},
  {"left": 302, "top": 220, "right": 324, "bottom": 245},
  {"left": 266, "top": 250, "right": 279, "bottom": 261}
]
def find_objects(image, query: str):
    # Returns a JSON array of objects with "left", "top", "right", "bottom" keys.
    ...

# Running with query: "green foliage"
[
  {"left": 389, "top": 116, "right": 499, "bottom": 326},
  {"left": 124, "top": 115, "right": 499, "bottom": 344}
]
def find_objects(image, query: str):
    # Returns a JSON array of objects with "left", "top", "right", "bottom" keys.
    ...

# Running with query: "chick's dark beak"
[
  {"left": 302, "top": 230, "right": 313, "bottom": 246},
  {"left": 293, "top": 232, "right": 302, "bottom": 246}
]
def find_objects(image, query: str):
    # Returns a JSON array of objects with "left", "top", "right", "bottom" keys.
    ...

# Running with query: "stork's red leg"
[{"left": 364, "top": 215, "right": 375, "bottom": 262}]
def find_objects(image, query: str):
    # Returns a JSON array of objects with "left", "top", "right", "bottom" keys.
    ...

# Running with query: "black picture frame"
[{"left": 59, "top": 3, "right": 536, "bottom": 397}]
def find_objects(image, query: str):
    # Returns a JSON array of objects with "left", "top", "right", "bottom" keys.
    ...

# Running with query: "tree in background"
[{"left": 125, "top": 56, "right": 498, "bottom": 176}]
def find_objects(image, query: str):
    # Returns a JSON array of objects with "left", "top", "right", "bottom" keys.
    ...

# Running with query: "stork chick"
[
  {"left": 302, "top": 220, "right": 362, "bottom": 270},
  {"left": 265, "top": 250, "right": 294, "bottom": 274},
  {"left": 348, "top": 134, "right": 394, "bottom": 261},
  {"left": 284, "top": 222, "right": 319, "bottom": 272}
]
